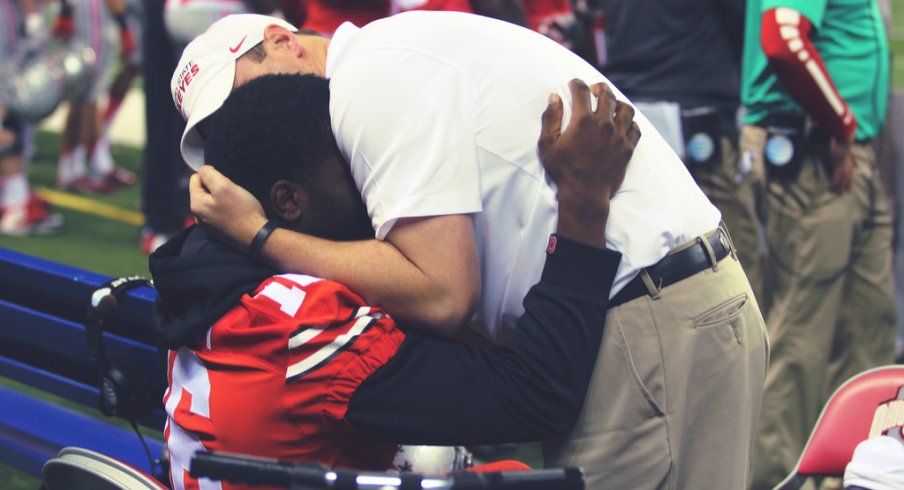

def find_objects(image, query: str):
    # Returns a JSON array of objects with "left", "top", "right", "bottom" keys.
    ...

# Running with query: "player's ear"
[{"left": 269, "top": 180, "right": 304, "bottom": 224}]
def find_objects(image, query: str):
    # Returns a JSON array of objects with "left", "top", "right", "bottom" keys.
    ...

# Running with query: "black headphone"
[{"left": 85, "top": 275, "right": 154, "bottom": 420}]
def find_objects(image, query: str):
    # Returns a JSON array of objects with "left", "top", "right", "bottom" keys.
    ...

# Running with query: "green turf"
[
  {"left": 0, "top": 463, "right": 37, "bottom": 490},
  {"left": 0, "top": 131, "right": 149, "bottom": 277},
  {"left": 894, "top": 0, "right": 904, "bottom": 87}
]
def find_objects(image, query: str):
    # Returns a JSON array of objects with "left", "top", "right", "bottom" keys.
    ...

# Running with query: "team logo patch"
[
  {"left": 229, "top": 35, "right": 248, "bottom": 54},
  {"left": 174, "top": 60, "right": 200, "bottom": 118},
  {"left": 869, "top": 386, "right": 904, "bottom": 441},
  {"left": 547, "top": 235, "right": 557, "bottom": 254}
]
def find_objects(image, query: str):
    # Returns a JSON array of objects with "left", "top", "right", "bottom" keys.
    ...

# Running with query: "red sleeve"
[{"left": 760, "top": 7, "right": 856, "bottom": 140}]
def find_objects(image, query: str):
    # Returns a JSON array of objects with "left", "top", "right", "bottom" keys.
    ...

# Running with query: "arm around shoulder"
[{"left": 261, "top": 214, "right": 481, "bottom": 335}]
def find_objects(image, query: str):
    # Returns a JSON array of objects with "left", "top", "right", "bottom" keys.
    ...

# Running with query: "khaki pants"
[
  {"left": 745, "top": 126, "right": 897, "bottom": 490},
  {"left": 544, "top": 239, "right": 769, "bottom": 489}
]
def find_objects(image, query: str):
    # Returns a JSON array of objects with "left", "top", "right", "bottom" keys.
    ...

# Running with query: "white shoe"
[{"left": 0, "top": 194, "right": 64, "bottom": 236}]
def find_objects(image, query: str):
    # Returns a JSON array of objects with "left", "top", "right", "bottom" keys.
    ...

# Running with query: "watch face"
[
  {"left": 765, "top": 134, "right": 794, "bottom": 167},
  {"left": 686, "top": 132, "right": 715, "bottom": 163}
]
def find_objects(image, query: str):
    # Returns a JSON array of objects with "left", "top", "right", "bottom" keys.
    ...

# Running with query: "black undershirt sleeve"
[{"left": 345, "top": 236, "right": 621, "bottom": 446}]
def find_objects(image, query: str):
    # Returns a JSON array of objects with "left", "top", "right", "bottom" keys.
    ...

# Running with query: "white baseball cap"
[{"left": 171, "top": 14, "right": 298, "bottom": 171}]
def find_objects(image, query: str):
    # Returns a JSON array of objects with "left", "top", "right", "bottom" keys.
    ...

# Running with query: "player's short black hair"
[{"left": 204, "top": 73, "right": 336, "bottom": 212}]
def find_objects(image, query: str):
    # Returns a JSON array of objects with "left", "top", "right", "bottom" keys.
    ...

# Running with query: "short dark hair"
[
  {"left": 204, "top": 74, "right": 336, "bottom": 210},
  {"left": 241, "top": 42, "right": 268, "bottom": 63}
]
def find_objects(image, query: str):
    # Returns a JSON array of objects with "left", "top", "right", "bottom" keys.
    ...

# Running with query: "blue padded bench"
[{"left": 0, "top": 248, "right": 165, "bottom": 479}]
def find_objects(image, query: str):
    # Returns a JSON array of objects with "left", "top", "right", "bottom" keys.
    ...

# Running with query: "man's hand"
[
  {"left": 190, "top": 165, "right": 268, "bottom": 252},
  {"left": 538, "top": 79, "right": 640, "bottom": 247},
  {"left": 829, "top": 137, "right": 855, "bottom": 194}
]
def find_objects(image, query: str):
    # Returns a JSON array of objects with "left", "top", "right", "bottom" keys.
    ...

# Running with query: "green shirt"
[{"left": 741, "top": 0, "right": 889, "bottom": 139}]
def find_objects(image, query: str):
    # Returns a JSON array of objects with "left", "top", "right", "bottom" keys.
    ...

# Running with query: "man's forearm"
[
  {"left": 191, "top": 166, "right": 480, "bottom": 334},
  {"left": 261, "top": 224, "right": 477, "bottom": 334}
]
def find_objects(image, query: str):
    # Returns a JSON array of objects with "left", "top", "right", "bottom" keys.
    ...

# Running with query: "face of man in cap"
[
  {"left": 232, "top": 25, "right": 328, "bottom": 90},
  {"left": 172, "top": 14, "right": 330, "bottom": 170}
]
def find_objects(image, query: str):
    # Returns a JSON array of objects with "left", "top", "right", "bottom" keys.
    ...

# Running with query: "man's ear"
[
  {"left": 269, "top": 180, "right": 305, "bottom": 223},
  {"left": 262, "top": 25, "right": 303, "bottom": 57}
]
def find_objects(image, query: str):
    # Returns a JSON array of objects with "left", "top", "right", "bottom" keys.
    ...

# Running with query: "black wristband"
[{"left": 248, "top": 220, "right": 280, "bottom": 264}]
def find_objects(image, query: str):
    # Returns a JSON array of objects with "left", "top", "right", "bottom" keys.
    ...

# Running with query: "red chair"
[{"left": 773, "top": 365, "right": 904, "bottom": 490}]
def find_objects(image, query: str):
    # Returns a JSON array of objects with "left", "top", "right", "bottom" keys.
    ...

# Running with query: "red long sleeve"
[{"left": 760, "top": 7, "right": 856, "bottom": 140}]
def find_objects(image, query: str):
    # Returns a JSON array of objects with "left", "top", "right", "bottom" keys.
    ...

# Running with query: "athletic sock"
[
  {"left": 0, "top": 173, "right": 29, "bottom": 208},
  {"left": 90, "top": 137, "right": 115, "bottom": 177},
  {"left": 58, "top": 145, "right": 87, "bottom": 185}
]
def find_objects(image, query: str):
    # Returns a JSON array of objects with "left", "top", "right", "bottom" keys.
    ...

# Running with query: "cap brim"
[{"left": 179, "top": 61, "right": 237, "bottom": 171}]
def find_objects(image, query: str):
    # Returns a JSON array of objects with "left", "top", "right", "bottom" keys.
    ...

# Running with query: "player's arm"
[
  {"left": 760, "top": 6, "right": 856, "bottom": 192},
  {"left": 345, "top": 81, "right": 639, "bottom": 444}
]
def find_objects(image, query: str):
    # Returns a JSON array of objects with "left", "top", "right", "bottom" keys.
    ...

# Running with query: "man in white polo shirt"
[{"left": 173, "top": 12, "right": 769, "bottom": 489}]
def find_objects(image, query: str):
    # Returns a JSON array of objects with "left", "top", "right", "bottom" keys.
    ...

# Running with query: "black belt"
[{"left": 609, "top": 225, "right": 733, "bottom": 308}]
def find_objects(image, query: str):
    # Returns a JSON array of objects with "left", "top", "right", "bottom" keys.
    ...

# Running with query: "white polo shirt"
[{"left": 326, "top": 11, "right": 720, "bottom": 341}]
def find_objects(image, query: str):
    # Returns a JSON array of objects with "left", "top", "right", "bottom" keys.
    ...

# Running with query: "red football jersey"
[
  {"left": 521, "top": 0, "right": 575, "bottom": 47},
  {"left": 164, "top": 274, "right": 405, "bottom": 490}
]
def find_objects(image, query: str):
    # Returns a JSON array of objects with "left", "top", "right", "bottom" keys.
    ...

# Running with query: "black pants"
[{"left": 141, "top": 0, "right": 189, "bottom": 234}]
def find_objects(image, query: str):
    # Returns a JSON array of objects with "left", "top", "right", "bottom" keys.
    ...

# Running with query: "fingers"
[
  {"left": 539, "top": 92, "right": 564, "bottom": 156},
  {"left": 568, "top": 78, "right": 593, "bottom": 120},
  {"left": 828, "top": 140, "right": 855, "bottom": 194},
  {"left": 196, "top": 164, "right": 233, "bottom": 194},
  {"left": 831, "top": 167, "right": 850, "bottom": 193},
  {"left": 627, "top": 121, "right": 642, "bottom": 148},
  {"left": 197, "top": 165, "right": 218, "bottom": 189},
  {"left": 188, "top": 173, "right": 209, "bottom": 216},
  {"left": 613, "top": 100, "right": 635, "bottom": 135},
  {"left": 832, "top": 163, "right": 853, "bottom": 193},
  {"left": 189, "top": 172, "right": 206, "bottom": 195},
  {"left": 589, "top": 82, "right": 616, "bottom": 120},
  {"left": 188, "top": 173, "right": 211, "bottom": 205}
]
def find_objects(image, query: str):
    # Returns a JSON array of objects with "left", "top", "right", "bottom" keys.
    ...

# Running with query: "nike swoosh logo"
[{"left": 229, "top": 36, "right": 248, "bottom": 54}]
